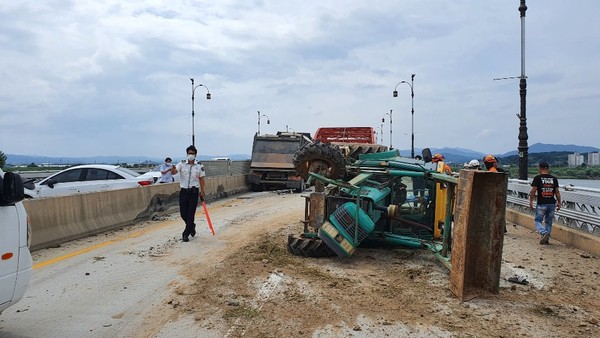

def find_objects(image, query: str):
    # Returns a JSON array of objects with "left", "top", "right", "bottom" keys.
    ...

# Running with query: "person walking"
[
  {"left": 171, "top": 145, "right": 206, "bottom": 242},
  {"left": 158, "top": 157, "right": 174, "bottom": 183},
  {"left": 529, "top": 162, "right": 561, "bottom": 245}
]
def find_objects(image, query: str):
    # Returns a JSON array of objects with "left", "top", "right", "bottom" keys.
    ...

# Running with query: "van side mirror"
[
  {"left": 0, "top": 172, "right": 25, "bottom": 204},
  {"left": 422, "top": 148, "right": 433, "bottom": 163}
]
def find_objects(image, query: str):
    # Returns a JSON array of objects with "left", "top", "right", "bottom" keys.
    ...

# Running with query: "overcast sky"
[{"left": 1, "top": 1, "right": 598, "bottom": 159}]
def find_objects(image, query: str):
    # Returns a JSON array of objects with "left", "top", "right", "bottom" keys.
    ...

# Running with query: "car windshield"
[{"left": 114, "top": 167, "right": 143, "bottom": 178}]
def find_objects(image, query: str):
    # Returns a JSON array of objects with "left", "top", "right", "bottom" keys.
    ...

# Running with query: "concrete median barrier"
[{"left": 23, "top": 175, "right": 249, "bottom": 251}]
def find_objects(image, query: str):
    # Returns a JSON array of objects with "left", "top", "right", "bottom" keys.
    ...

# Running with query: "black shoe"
[
  {"left": 539, "top": 232, "right": 550, "bottom": 245},
  {"left": 182, "top": 236, "right": 189, "bottom": 242},
  {"left": 191, "top": 223, "right": 196, "bottom": 237}
]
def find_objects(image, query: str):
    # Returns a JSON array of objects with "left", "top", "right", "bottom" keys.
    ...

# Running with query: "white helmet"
[{"left": 468, "top": 159, "right": 480, "bottom": 168}]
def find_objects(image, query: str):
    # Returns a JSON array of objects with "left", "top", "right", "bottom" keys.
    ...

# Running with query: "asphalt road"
[{"left": 0, "top": 190, "right": 302, "bottom": 337}]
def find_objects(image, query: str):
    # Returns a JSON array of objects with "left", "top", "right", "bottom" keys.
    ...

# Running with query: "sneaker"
[{"left": 540, "top": 232, "right": 550, "bottom": 245}]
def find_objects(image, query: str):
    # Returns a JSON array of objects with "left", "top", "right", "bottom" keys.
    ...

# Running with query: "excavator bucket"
[{"left": 450, "top": 170, "right": 508, "bottom": 301}]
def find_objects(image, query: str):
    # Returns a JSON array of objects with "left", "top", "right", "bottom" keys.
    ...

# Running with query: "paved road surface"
[{"left": 0, "top": 191, "right": 303, "bottom": 337}]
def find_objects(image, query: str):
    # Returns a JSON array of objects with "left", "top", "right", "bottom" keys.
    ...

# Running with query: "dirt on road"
[{"left": 129, "top": 190, "right": 600, "bottom": 338}]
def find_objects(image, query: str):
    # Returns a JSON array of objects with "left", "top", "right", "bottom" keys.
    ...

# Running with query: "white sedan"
[{"left": 24, "top": 164, "right": 154, "bottom": 199}]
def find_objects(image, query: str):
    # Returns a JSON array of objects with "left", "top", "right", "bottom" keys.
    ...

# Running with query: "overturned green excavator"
[{"left": 288, "top": 145, "right": 509, "bottom": 301}]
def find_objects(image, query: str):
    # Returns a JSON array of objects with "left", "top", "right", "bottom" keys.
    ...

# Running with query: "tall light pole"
[
  {"left": 493, "top": 1, "right": 528, "bottom": 180},
  {"left": 393, "top": 74, "right": 415, "bottom": 158},
  {"left": 379, "top": 121, "right": 384, "bottom": 145},
  {"left": 517, "top": 0, "right": 529, "bottom": 180},
  {"left": 190, "top": 78, "right": 211, "bottom": 147},
  {"left": 382, "top": 110, "right": 392, "bottom": 149},
  {"left": 257, "top": 111, "right": 270, "bottom": 135}
]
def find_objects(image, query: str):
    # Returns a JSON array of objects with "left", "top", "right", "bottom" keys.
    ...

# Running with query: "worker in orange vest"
[{"left": 432, "top": 153, "right": 452, "bottom": 174}]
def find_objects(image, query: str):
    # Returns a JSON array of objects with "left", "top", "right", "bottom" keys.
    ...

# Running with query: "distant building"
[
  {"left": 588, "top": 152, "right": 600, "bottom": 166},
  {"left": 568, "top": 153, "right": 584, "bottom": 166}
]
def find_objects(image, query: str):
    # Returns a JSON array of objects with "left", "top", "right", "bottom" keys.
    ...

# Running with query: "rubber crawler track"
[{"left": 287, "top": 234, "right": 336, "bottom": 257}]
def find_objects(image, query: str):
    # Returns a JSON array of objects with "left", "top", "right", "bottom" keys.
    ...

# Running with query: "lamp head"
[
  {"left": 381, "top": 118, "right": 385, "bottom": 123},
  {"left": 393, "top": 90, "right": 398, "bottom": 97}
]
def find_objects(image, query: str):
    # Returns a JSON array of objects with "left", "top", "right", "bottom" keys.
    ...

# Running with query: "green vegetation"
[
  {"left": 450, "top": 151, "right": 600, "bottom": 179},
  {"left": 501, "top": 151, "right": 574, "bottom": 167},
  {"left": 450, "top": 163, "right": 600, "bottom": 179},
  {"left": 0, "top": 151, "right": 6, "bottom": 168}
]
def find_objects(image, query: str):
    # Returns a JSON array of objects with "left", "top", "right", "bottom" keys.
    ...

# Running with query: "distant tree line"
[
  {"left": 448, "top": 151, "right": 600, "bottom": 179},
  {"left": 499, "top": 151, "right": 578, "bottom": 167}
]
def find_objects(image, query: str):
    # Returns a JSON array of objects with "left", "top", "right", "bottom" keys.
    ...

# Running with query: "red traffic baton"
[{"left": 200, "top": 196, "right": 215, "bottom": 235}]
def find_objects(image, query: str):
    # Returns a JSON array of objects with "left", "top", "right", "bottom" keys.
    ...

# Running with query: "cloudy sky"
[{"left": 1, "top": 0, "right": 598, "bottom": 159}]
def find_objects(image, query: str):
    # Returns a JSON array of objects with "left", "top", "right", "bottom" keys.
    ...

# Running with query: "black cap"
[{"left": 539, "top": 161, "right": 549, "bottom": 169}]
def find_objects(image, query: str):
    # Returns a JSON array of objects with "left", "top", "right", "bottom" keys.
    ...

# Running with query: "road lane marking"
[
  {"left": 32, "top": 198, "right": 235, "bottom": 270},
  {"left": 33, "top": 222, "right": 174, "bottom": 270}
]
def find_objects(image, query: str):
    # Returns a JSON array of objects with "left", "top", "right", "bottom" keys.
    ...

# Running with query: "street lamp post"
[
  {"left": 382, "top": 110, "right": 392, "bottom": 149},
  {"left": 393, "top": 74, "right": 415, "bottom": 158},
  {"left": 190, "top": 78, "right": 211, "bottom": 147},
  {"left": 379, "top": 121, "right": 384, "bottom": 145},
  {"left": 517, "top": 0, "right": 529, "bottom": 180},
  {"left": 257, "top": 111, "right": 270, "bottom": 135}
]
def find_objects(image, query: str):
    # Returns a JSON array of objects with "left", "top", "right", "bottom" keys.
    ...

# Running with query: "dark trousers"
[{"left": 179, "top": 187, "right": 199, "bottom": 238}]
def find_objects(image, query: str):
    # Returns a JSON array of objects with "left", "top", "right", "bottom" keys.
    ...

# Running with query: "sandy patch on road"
[{"left": 137, "top": 191, "right": 600, "bottom": 337}]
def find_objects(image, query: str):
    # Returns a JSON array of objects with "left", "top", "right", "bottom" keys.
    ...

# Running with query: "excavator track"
[{"left": 287, "top": 234, "right": 336, "bottom": 257}]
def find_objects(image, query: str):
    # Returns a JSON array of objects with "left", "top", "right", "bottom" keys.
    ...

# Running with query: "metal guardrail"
[{"left": 506, "top": 179, "right": 600, "bottom": 237}]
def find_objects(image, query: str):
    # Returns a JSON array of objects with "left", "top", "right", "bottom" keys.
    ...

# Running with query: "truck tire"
[
  {"left": 293, "top": 142, "right": 346, "bottom": 180},
  {"left": 287, "top": 234, "right": 336, "bottom": 257}
]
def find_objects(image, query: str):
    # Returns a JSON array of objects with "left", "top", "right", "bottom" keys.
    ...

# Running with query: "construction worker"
[
  {"left": 432, "top": 153, "right": 452, "bottom": 174},
  {"left": 483, "top": 155, "right": 504, "bottom": 173},
  {"left": 463, "top": 159, "right": 481, "bottom": 170}
]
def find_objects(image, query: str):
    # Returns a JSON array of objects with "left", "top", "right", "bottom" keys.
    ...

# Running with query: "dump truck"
[{"left": 247, "top": 131, "right": 312, "bottom": 192}]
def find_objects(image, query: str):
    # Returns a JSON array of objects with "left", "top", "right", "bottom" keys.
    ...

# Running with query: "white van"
[{"left": 0, "top": 168, "right": 33, "bottom": 314}]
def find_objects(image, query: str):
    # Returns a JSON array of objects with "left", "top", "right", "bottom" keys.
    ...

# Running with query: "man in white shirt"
[
  {"left": 158, "top": 157, "right": 174, "bottom": 183},
  {"left": 171, "top": 145, "right": 206, "bottom": 242}
]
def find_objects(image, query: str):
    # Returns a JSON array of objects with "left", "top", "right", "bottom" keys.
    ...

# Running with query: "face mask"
[
  {"left": 187, "top": 154, "right": 195, "bottom": 161},
  {"left": 165, "top": 162, "right": 171, "bottom": 166}
]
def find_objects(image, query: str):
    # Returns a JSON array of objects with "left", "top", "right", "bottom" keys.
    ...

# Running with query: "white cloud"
[{"left": 0, "top": 0, "right": 599, "bottom": 159}]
